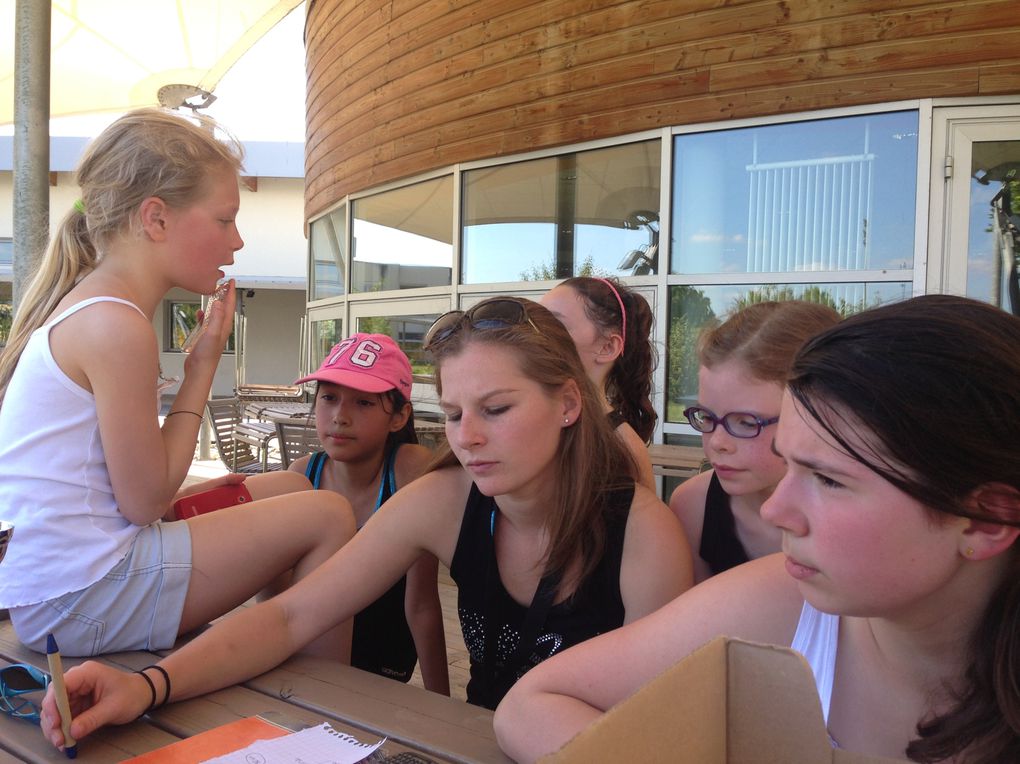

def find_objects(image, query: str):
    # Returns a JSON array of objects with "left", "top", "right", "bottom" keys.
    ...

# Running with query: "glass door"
[
  {"left": 348, "top": 296, "right": 452, "bottom": 420},
  {"left": 929, "top": 106, "right": 1020, "bottom": 314}
]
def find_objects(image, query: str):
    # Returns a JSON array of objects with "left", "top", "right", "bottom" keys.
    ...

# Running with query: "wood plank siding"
[{"left": 304, "top": 0, "right": 1020, "bottom": 221}]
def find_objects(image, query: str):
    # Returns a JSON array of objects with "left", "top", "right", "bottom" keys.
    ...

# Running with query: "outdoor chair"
[
  {"left": 235, "top": 383, "right": 306, "bottom": 405},
  {"left": 205, "top": 398, "right": 281, "bottom": 473},
  {"left": 275, "top": 420, "right": 320, "bottom": 470}
]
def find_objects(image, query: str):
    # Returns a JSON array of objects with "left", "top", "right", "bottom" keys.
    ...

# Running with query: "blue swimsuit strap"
[
  {"left": 306, "top": 451, "right": 328, "bottom": 488},
  {"left": 306, "top": 446, "right": 401, "bottom": 513},
  {"left": 374, "top": 443, "right": 401, "bottom": 511}
]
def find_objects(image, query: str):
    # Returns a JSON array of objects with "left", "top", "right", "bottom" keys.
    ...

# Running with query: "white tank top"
[
  {"left": 790, "top": 600, "right": 839, "bottom": 724},
  {"left": 0, "top": 297, "right": 152, "bottom": 607}
]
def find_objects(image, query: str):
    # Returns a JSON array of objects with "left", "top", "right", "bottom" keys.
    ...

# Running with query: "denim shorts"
[{"left": 9, "top": 521, "right": 192, "bottom": 657}]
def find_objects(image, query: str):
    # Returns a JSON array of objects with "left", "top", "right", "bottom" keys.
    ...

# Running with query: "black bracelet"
[
  {"left": 135, "top": 669, "right": 157, "bottom": 717},
  {"left": 144, "top": 664, "right": 172, "bottom": 707},
  {"left": 165, "top": 410, "right": 203, "bottom": 420}
]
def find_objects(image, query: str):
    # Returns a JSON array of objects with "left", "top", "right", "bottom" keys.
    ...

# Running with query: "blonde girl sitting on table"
[
  {"left": 495, "top": 294, "right": 1020, "bottom": 763},
  {"left": 541, "top": 276, "right": 657, "bottom": 490},
  {"left": 671, "top": 300, "right": 840, "bottom": 582},
  {"left": 40, "top": 296, "right": 692, "bottom": 754},
  {"left": 0, "top": 108, "right": 353, "bottom": 661},
  {"left": 289, "top": 333, "right": 449, "bottom": 694}
]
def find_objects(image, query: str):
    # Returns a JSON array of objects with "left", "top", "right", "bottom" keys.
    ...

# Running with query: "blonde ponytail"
[{"left": 0, "top": 206, "right": 98, "bottom": 405}]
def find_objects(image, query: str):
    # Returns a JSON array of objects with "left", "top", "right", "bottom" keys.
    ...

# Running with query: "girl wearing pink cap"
[{"left": 290, "top": 333, "right": 449, "bottom": 695}]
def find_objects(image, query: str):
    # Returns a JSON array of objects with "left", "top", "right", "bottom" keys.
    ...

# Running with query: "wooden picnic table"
[
  {"left": 0, "top": 619, "right": 508, "bottom": 763},
  {"left": 647, "top": 444, "right": 706, "bottom": 479},
  {"left": 244, "top": 401, "right": 314, "bottom": 425},
  {"left": 245, "top": 402, "right": 447, "bottom": 452}
]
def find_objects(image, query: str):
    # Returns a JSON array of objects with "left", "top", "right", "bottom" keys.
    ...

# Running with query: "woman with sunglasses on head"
[
  {"left": 540, "top": 277, "right": 657, "bottom": 489},
  {"left": 41, "top": 296, "right": 692, "bottom": 751},
  {"left": 495, "top": 295, "right": 1020, "bottom": 763},
  {"left": 671, "top": 301, "right": 840, "bottom": 582}
]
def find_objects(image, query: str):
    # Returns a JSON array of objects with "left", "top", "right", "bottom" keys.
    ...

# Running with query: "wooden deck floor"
[{"left": 411, "top": 566, "right": 470, "bottom": 701}]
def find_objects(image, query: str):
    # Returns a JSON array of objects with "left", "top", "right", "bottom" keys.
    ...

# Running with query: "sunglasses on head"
[
  {"left": 424, "top": 298, "right": 540, "bottom": 351},
  {"left": 0, "top": 663, "right": 50, "bottom": 724}
]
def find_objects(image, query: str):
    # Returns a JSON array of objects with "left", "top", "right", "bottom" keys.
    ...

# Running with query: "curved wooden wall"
[{"left": 304, "top": 0, "right": 1020, "bottom": 222}]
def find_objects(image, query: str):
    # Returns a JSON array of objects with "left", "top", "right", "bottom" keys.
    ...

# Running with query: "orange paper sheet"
[{"left": 124, "top": 716, "right": 291, "bottom": 763}]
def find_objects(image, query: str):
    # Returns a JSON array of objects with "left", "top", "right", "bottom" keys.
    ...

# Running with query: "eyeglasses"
[
  {"left": 0, "top": 663, "right": 50, "bottom": 724},
  {"left": 424, "top": 298, "right": 539, "bottom": 350},
  {"left": 683, "top": 406, "right": 779, "bottom": 439}
]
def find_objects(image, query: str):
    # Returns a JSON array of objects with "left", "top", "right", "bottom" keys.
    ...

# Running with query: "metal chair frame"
[
  {"left": 275, "top": 420, "right": 320, "bottom": 470},
  {"left": 205, "top": 397, "right": 281, "bottom": 473}
]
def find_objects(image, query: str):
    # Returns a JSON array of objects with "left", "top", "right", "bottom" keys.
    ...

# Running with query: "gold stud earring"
[{"left": 965, "top": 547, "right": 974, "bottom": 557}]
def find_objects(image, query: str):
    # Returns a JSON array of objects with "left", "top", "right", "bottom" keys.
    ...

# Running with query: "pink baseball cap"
[{"left": 294, "top": 333, "right": 413, "bottom": 396}]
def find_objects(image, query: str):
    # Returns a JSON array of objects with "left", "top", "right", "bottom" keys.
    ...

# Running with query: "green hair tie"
[{"left": 73, "top": 199, "right": 85, "bottom": 214}]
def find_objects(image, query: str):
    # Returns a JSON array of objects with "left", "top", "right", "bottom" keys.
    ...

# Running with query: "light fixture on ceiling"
[{"left": 157, "top": 84, "right": 217, "bottom": 113}]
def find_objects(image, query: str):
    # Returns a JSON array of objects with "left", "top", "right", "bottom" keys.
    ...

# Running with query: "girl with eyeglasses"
[
  {"left": 495, "top": 295, "right": 1020, "bottom": 763},
  {"left": 40, "top": 297, "right": 692, "bottom": 751},
  {"left": 540, "top": 277, "right": 657, "bottom": 490},
  {"left": 671, "top": 301, "right": 840, "bottom": 582}
]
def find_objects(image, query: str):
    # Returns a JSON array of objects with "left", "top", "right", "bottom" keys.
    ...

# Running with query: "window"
[
  {"left": 0, "top": 238, "right": 12, "bottom": 267},
  {"left": 462, "top": 140, "right": 661, "bottom": 283},
  {"left": 166, "top": 301, "right": 235, "bottom": 353},
  {"left": 355, "top": 312, "right": 438, "bottom": 377},
  {"left": 309, "top": 206, "right": 346, "bottom": 301},
  {"left": 309, "top": 317, "right": 343, "bottom": 368},
  {"left": 304, "top": 102, "right": 938, "bottom": 448},
  {"left": 664, "top": 281, "right": 909, "bottom": 422},
  {"left": 0, "top": 296, "right": 10, "bottom": 347},
  {"left": 672, "top": 112, "right": 917, "bottom": 275},
  {"left": 666, "top": 110, "right": 920, "bottom": 426},
  {"left": 351, "top": 176, "right": 454, "bottom": 293}
]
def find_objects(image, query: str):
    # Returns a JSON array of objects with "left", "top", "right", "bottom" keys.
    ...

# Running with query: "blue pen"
[{"left": 46, "top": 634, "right": 77, "bottom": 759}]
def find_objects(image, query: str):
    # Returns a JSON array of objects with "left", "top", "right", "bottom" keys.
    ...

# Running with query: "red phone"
[{"left": 173, "top": 483, "right": 253, "bottom": 520}]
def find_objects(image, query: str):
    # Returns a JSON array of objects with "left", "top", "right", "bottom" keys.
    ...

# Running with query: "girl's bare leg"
[{"left": 178, "top": 488, "right": 355, "bottom": 661}]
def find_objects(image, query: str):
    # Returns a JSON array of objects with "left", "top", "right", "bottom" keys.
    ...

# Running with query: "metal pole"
[{"left": 12, "top": 0, "right": 50, "bottom": 312}]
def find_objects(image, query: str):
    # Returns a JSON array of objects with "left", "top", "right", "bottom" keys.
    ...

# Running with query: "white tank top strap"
[
  {"left": 790, "top": 600, "right": 839, "bottom": 725},
  {"left": 45, "top": 296, "right": 145, "bottom": 329}
]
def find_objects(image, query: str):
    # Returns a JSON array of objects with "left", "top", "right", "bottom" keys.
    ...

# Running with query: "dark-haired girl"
[
  {"left": 541, "top": 277, "right": 657, "bottom": 489},
  {"left": 497, "top": 295, "right": 1020, "bottom": 764}
]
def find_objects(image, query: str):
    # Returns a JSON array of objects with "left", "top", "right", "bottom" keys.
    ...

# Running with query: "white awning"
[{"left": 0, "top": 0, "right": 302, "bottom": 125}]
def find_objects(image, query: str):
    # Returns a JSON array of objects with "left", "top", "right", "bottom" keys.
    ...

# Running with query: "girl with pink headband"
[{"left": 541, "top": 277, "right": 657, "bottom": 489}]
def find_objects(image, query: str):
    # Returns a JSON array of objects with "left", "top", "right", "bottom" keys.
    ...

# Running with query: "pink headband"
[{"left": 596, "top": 278, "right": 627, "bottom": 351}]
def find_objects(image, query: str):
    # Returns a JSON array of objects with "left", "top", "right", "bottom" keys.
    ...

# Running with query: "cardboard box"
[{"left": 542, "top": 637, "right": 906, "bottom": 763}]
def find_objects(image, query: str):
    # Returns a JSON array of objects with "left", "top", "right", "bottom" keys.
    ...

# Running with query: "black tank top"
[
  {"left": 699, "top": 471, "right": 750, "bottom": 575},
  {"left": 306, "top": 446, "right": 417, "bottom": 682},
  {"left": 450, "top": 483, "right": 632, "bottom": 708}
]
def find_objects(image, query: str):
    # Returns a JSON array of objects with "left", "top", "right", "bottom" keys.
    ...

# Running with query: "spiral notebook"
[{"left": 202, "top": 721, "right": 386, "bottom": 764}]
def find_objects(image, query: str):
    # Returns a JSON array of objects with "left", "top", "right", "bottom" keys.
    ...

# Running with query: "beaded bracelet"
[{"left": 165, "top": 410, "right": 203, "bottom": 420}]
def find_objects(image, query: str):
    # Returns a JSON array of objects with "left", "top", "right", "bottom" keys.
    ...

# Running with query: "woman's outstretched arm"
[
  {"left": 41, "top": 468, "right": 471, "bottom": 749},
  {"left": 494, "top": 554, "right": 802, "bottom": 763}
]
